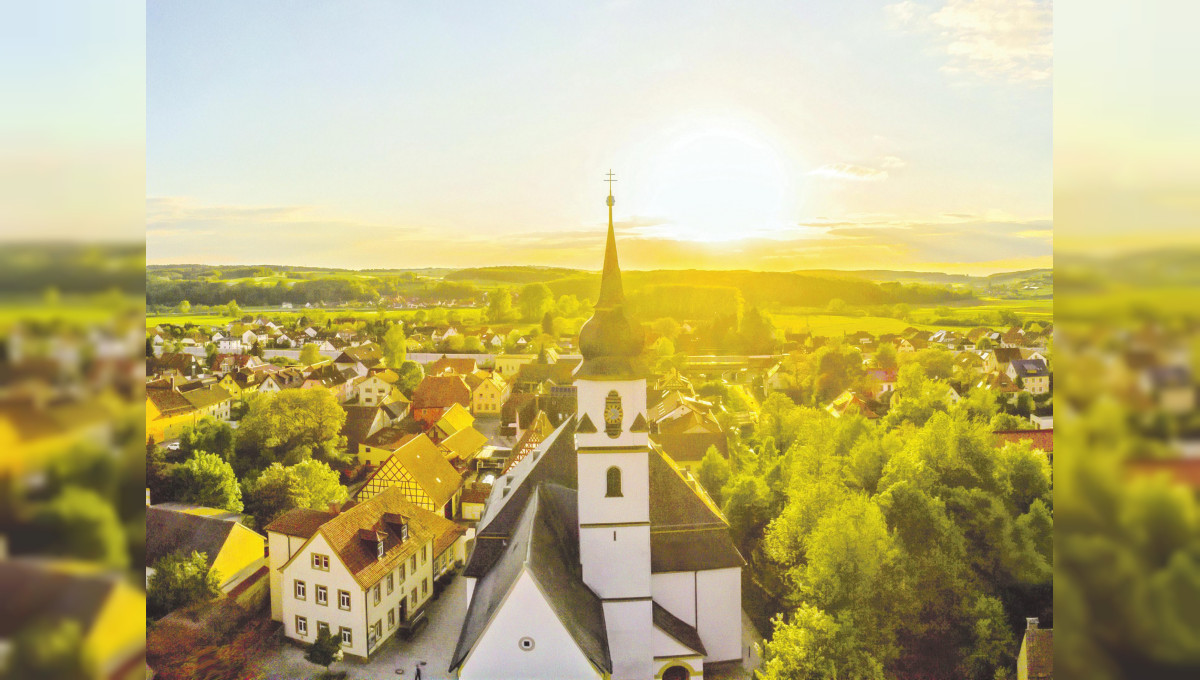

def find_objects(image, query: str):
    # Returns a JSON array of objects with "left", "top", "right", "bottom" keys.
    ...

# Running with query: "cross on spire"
[{"left": 605, "top": 169, "right": 617, "bottom": 196}]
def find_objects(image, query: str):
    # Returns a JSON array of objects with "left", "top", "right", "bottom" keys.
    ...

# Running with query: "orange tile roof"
[{"left": 311, "top": 487, "right": 464, "bottom": 589}]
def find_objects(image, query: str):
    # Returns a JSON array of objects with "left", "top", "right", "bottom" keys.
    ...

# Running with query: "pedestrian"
[{"left": 414, "top": 663, "right": 423, "bottom": 680}]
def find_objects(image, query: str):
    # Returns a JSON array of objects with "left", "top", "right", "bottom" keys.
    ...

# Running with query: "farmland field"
[{"left": 770, "top": 297, "right": 1052, "bottom": 338}]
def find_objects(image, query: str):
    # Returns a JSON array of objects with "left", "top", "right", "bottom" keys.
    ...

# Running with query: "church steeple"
[
  {"left": 575, "top": 171, "right": 645, "bottom": 380},
  {"left": 598, "top": 170, "right": 624, "bottom": 309}
]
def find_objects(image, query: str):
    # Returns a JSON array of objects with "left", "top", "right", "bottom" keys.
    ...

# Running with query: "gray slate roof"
[
  {"left": 145, "top": 504, "right": 248, "bottom": 570},
  {"left": 450, "top": 483, "right": 609, "bottom": 673}
]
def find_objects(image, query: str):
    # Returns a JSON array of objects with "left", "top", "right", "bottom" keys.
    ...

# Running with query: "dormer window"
[{"left": 377, "top": 538, "right": 385, "bottom": 559}]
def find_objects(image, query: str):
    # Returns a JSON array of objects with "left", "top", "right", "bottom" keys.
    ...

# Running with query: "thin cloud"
[
  {"left": 887, "top": 0, "right": 1053, "bottom": 84},
  {"left": 808, "top": 163, "right": 889, "bottom": 181}
]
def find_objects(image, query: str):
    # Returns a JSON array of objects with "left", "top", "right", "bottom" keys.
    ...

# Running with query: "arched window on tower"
[{"left": 606, "top": 466, "right": 622, "bottom": 497}]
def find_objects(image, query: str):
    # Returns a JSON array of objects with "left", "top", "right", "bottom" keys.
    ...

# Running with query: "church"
[{"left": 450, "top": 178, "right": 745, "bottom": 680}]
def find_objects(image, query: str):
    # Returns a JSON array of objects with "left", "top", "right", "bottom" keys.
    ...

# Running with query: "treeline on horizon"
[
  {"left": 147, "top": 264, "right": 975, "bottom": 314},
  {"left": 1, "top": 243, "right": 144, "bottom": 296}
]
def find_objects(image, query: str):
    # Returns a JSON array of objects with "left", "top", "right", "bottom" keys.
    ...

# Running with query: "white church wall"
[
  {"left": 696, "top": 567, "right": 743, "bottom": 662},
  {"left": 459, "top": 570, "right": 603, "bottom": 680},
  {"left": 652, "top": 572, "right": 697, "bottom": 625},
  {"left": 652, "top": 626, "right": 696, "bottom": 658},
  {"left": 580, "top": 524, "right": 651, "bottom": 598},
  {"left": 602, "top": 599, "right": 655, "bottom": 680},
  {"left": 574, "top": 378, "right": 648, "bottom": 449},
  {"left": 577, "top": 451, "right": 650, "bottom": 525}
]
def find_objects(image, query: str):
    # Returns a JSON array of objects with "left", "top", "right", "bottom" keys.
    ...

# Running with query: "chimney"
[
  {"left": 327, "top": 502, "right": 341, "bottom": 516},
  {"left": 1026, "top": 617, "right": 1039, "bottom": 630}
]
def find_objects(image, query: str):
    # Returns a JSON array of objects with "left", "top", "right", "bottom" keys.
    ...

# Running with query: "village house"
[
  {"left": 350, "top": 373, "right": 397, "bottom": 407},
  {"left": 1008, "top": 358, "right": 1051, "bottom": 396},
  {"left": 0, "top": 559, "right": 146, "bottom": 680},
  {"left": 470, "top": 372, "right": 511, "bottom": 415},
  {"left": 355, "top": 433, "right": 465, "bottom": 518},
  {"left": 410, "top": 373, "right": 472, "bottom": 427},
  {"left": 493, "top": 353, "right": 537, "bottom": 379},
  {"left": 265, "top": 488, "right": 466, "bottom": 660},
  {"left": 825, "top": 390, "right": 879, "bottom": 419},
  {"left": 146, "top": 503, "right": 267, "bottom": 606},
  {"left": 1016, "top": 617, "right": 1052, "bottom": 680},
  {"left": 428, "top": 355, "right": 478, "bottom": 377}
]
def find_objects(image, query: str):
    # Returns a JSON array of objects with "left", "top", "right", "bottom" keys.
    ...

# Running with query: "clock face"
[
  {"left": 604, "top": 404, "right": 622, "bottom": 423},
  {"left": 604, "top": 391, "right": 623, "bottom": 437}
]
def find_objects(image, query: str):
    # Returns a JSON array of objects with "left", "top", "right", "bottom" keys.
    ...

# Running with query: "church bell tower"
[{"left": 574, "top": 171, "right": 654, "bottom": 680}]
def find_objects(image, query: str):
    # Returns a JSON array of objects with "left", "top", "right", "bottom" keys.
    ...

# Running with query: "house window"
[
  {"left": 294, "top": 580, "right": 306, "bottom": 600},
  {"left": 606, "top": 466, "right": 622, "bottom": 497},
  {"left": 340, "top": 627, "right": 353, "bottom": 646},
  {"left": 338, "top": 589, "right": 351, "bottom": 610},
  {"left": 421, "top": 545, "right": 427, "bottom": 563},
  {"left": 398, "top": 564, "right": 405, "bottom": 581},
  {"left": 374, "top": 584, "right": 381, "bottom": 604},
  {"left": 422, "top": 578, "right": 428, "bottom": 596},
  {"left": 518, "top": 636, "right": 535, "bottom": 651},
  {"left": 409, "top": 556, "right": 416, "bottom": 572},
  {"left": 387, "top": 574, "right": 394, "bottom": 594},
  {"left": 316, "top": 585, "right": 328, "bottom": 606},
  {"left": 388, "top": 609, "right": 395, "bottom": 629},
  {"left": 295, "top": 616, "right": 308, "bottom": 636},
  {"left": 411, "top": 587, "right": 417, "bottom": 603},
  {"left": 376, "top": 539, "right": 385, "bottom": 559},
  {"left": 312, "top": 553, "right": 330, "bottom": 571},
  {"left": 317, "top": 621, "right": 330, "bottom": 636}
]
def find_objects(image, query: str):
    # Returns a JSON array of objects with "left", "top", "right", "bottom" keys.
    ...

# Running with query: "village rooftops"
[{"left": 274, "top": 487, "right": 464, "bottom": 589}]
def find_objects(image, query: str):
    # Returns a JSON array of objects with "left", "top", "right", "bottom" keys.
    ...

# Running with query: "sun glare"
[{"left": 642, "top": 123, "right": 794, "bottom": 243}]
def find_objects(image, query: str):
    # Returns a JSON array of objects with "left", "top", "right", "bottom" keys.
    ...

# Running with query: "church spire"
[
  {"left": 574, "top": 170, "right": 645, "bottom": 380},
  {"left": 598, "top": 170, "right": 624, "bottom": 309}
]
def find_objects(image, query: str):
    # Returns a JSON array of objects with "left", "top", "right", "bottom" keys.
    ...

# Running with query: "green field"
[
  {"left": 770, "top": 298, "right": 1052, "bottom": 338},
  {"left": 772, "top": 313, "right": 935, "bottom": 337},
  {"left": 147, "top": 306, "right": 488, "bottom": 330}
]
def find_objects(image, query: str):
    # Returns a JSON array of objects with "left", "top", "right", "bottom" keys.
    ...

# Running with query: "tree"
[
  {"left": 224, "top": 300, "right": 241, "bottom": 318},
  {"left": 175, "top": 451, "right": 243, "bottom": 512},
  {"left": 305, "top": 628, "right": 343, "bottom": 672},
  {"left": 178, "top": 417, "right": 235, "bottom": 461},
  {"left": 298, "top": 342, "right": 322, "bottom": 366},
  {"left": 519, "top": 283, "right": 554, "bottom": 321},
  {"left": 2, "top": 618, "right": 91, "bottom": 680},
  {"left": 234, "top": 390, "right": 348, "bottom": 471},
  {"left": 147, "top": 550, "right": 221, "bottom": 619},
  {"left": 29, "top": 487, "right": 128, "bottom": 568},
  {"left": 874, "top": 342, "right": 898, "bottom": 371},
  {"left": 177, "top": 300, "right": 191, "bottom": 313},
  {"left": 760, "top": 604, "right": 885, "bottom": 680},
  {"left": 382, "top": 324, "right": 407, "bottom": 367},
  {"left": 696, "top": 446, "right": 731, "bottom": 504},
  {"left": 394, "top": 360, "right": 424, "bottom": 397},
  {"left": 246, "top": 460, "right": 348, "bottom": 527},
  {"left": 486, "top": 288, "right": 517, "bottom": 323}
]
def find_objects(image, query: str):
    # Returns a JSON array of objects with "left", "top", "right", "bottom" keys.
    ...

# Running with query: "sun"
[{"left": 641, "top": 121, "right": 794, "bottom": 243}]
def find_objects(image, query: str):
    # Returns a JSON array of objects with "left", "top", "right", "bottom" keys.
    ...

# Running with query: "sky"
[{"left": 146, "top": 1, "right": 1054, "bottom": 274}]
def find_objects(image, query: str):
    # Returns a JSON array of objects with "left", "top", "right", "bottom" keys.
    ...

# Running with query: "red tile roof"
[
  {"left": 412, "top": 374, "right": 471, "bottom": 410},
  {"left": 993, "top": 429, "right": 1053, "bottom": 453}
]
